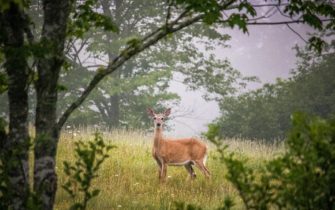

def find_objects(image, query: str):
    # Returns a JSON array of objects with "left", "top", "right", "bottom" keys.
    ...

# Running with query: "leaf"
[
  {"left": 68, "top": 0, "right": 119, "bottom": 38},
  {"left": 227, "top": 14, "right": 248, "bottom": 34},
  {"left": 56, "top": 84, "right": 68, "bottom": 92},
  {"left": 91, "top": 189, "right": 100, "bottom": 198},
  {"left": 302, "top": 13, "right": 322, "bottom": 30},
  {"left": 0, "top": 72, "right": 8, "bottom": 94},
  {"left": 238, "top": 2, "right": 257, "bottom": 17},
  {"left": 308, "top": 36, "right": 326, "bottom": 54}
]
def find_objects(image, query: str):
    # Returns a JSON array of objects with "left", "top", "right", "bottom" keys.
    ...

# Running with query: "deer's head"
[{"left": 147, "top": 108, "right": 171, "bottom": 129}]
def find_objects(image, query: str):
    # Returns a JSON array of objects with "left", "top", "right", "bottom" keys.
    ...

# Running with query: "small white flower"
[{"left": 117, "top": 205, "right": 122, "bottom": 208}]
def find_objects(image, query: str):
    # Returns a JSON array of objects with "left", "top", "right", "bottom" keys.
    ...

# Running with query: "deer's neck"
[{"left": 153, "top": 127, "right": 164, "bottom": 148}]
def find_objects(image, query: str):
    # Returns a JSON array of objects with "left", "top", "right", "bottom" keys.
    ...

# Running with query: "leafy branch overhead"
[
  {"left": 68, "top": 0, "right": 119, "bottom": 38},
  {"left": 57, "top": 0, "right": 335, "bottom": 130}
]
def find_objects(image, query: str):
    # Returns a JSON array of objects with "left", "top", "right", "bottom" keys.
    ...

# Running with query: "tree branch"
[
  {"left": 286, "top": 23, "right": 307, "bottom": 43},
  {"left": 250, "top": 3, "right": 289, "bottom": 8},
  {"left": 56, "top": 12, "right": 205, "bottom": 130},
  {"left": 55, "top": 0, "right": 294, "bottom": 131},
  {"left": 245, "top": 19, "right": 332, "bottom": 25}
]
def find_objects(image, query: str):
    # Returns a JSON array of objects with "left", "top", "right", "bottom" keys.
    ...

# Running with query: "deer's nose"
[{"left": 156, "top": 123, "right": 161, "bottom": 127}]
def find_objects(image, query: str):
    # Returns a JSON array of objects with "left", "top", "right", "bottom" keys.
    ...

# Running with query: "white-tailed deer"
[{"left": 147, "top": 108, "right": 210, "bottom": 182}]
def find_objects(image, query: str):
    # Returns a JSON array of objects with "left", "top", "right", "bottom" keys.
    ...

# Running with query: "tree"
[
  {"left": 59, "top": 0, "right": 180, "bottom": 128},
  {"left": 61, "top": 0, "right": 235, "bottom": 129},
  {"left": 1, "top": 0, "right": 335, "bottom": 209},
  {"left": 205, "top": 41, "right": 335, "bottom": 140}
]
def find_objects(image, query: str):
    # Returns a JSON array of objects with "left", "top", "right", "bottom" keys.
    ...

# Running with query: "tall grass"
[{"left": 54, "top": 129, "right": 283, "bottom": 210}]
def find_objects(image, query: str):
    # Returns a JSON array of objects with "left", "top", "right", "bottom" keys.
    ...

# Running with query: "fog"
[{"left": 168, "top": 24, "right": 310, "bottom": 137}]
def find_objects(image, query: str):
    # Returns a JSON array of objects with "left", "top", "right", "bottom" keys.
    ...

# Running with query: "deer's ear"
[
  {"left": 164, "top": 108, "right": 171, "bottom": 117},
  {"left": 147, "top": 108, "right": 155, "bottom": 117}
]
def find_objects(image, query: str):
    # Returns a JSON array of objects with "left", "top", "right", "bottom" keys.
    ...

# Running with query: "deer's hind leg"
[
  {"left": 194, "top": 160, "right": 210, "bottom": 178},
  {"left": 184, "top": 162, "right": 196, "bottom": 179}
]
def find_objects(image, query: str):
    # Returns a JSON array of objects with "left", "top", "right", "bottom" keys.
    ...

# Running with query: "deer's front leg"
[
  {"left": 160, "top": 163, "right": 167, "bottom": 183},
  {"left": 153, "top": 156, "right": 162, "bottom": 180}
]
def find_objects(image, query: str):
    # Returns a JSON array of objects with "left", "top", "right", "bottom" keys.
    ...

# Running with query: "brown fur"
[{"left": 148, "top": 108, "right": 210, "bottom": 182}]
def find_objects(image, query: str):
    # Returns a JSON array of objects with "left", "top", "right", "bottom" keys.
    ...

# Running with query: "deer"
[{"left": 147, "top": 108, "right": 210, "bottom": 182}]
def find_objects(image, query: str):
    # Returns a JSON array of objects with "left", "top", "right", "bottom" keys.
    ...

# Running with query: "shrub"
[
  {"left": 62, "top": 132, "right": 115, "bottom": 210},
  {"left": 215, "top": 112, "right": 335, "bottom": 209}
]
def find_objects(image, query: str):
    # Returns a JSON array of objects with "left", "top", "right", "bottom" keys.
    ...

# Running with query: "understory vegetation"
[
  {"left": 54, "top": 112, "right": 335, "bottom": 210},
  {"left": 53, "top": 129, "right": 282, "bottom": 210}
]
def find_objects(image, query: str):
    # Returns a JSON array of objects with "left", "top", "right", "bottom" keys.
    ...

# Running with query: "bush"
[
  {"left": 215, "top": 112, "right": 335, "bottom": 209},
  {"left": 62, "top": 132, "right": 115, "bottom": 210}
]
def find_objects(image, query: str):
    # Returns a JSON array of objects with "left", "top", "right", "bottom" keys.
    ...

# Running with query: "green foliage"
[
  {"left": 0, "top": 71, "right": 8, "bottom": 94},
  {"left": 211, "top": 113, "right": 335, "bottom": 209},
  {"left": 180, "top": 55, "right": 256, "bottom": 101},
  {"left": 203, "top": 122, "right": 220, "bottom": 142},
  {"left": 62, "top": 132, "right": 115, "bottom": 210},
  {"left": 217, "top": 148, "right": 274, "bottom": 209},
  {"left": 59, "top": 0, "right": 183, "bottom": 129},
  {"left": 175, "top": 0, "right": 221, "bottom": 24},
  {"left": 308, "top": 36, "right": 326, "bottom": 54},
  {"left": 206, "top": 47, "right": 335, "bottom": 140},
  {"left": 174, "top": 194, "right": 234, "bottom": 210},
  {"left": 125, "top": 37, "right": 142, "bottom": 50},
  {"left": 283, "top": 1, "right": 335, "bottom": 52},
  {"left": 227, "top": 14, "right": 248, "bottom": 33},
  {"left": 270, "top": 112, "right": 335, "bottom": 209},
  {"left": 68, "top": 0, "right": 118, "bottom": 38},
  {"left": 174, "top": 201, "right": 203, "bottom": 210},
  {"left": 56, "top": 84, "right": 68, "bottom": 92},
  {"left": 0, "top": 0, "right": 27, "bottom": 11}
]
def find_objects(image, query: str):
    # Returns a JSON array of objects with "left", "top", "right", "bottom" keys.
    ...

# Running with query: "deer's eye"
[
  {"left": 153, "top": 117, "right": 156, "bottom": 120},
  {"left": 161, "top": 118, "right": 164, "bottom": 120}
]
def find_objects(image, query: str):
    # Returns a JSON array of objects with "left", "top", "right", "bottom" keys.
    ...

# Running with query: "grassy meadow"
[{"left": 54, "top": 129, "right": 283, "bottom": 210}]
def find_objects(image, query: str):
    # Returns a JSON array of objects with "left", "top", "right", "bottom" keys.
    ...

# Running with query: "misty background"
[
  {"left": 169, "top": 24, "right": 308, "bottom": 137},
  {"left": 0, "top": 0, "right": 333, "bottom": 141}
]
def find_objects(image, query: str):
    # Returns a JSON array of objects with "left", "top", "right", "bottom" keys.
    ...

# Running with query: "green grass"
[{"left": 54, "top": 129, "right": 283, "bottom": 210}]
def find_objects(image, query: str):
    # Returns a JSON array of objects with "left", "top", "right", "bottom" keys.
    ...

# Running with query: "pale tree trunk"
[
  {"left": 34, "top": 0, "right": 71, "bottom": 209},
  {"left": 1, "top": 3, "right": 30, "bottom": 209}
]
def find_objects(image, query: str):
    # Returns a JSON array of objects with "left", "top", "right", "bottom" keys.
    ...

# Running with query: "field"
[{"left": 54, "top": 129, "right": 283, "bottom": 210}]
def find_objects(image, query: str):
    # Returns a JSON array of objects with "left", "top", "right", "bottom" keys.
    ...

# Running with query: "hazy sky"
[{"left": 167, "top": 23, "right": 310, "bottom": 137}]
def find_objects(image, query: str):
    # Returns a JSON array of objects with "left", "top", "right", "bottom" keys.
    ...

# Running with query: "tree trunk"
[
  {"left": 1, "top": 3, "right": 30, "bottom": 209},
  {"left": 34, "top": 0, "right": 71, "bottom": 209},
  {"left": 109, "top": 94, "right": 120, "bottom": 128}
]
